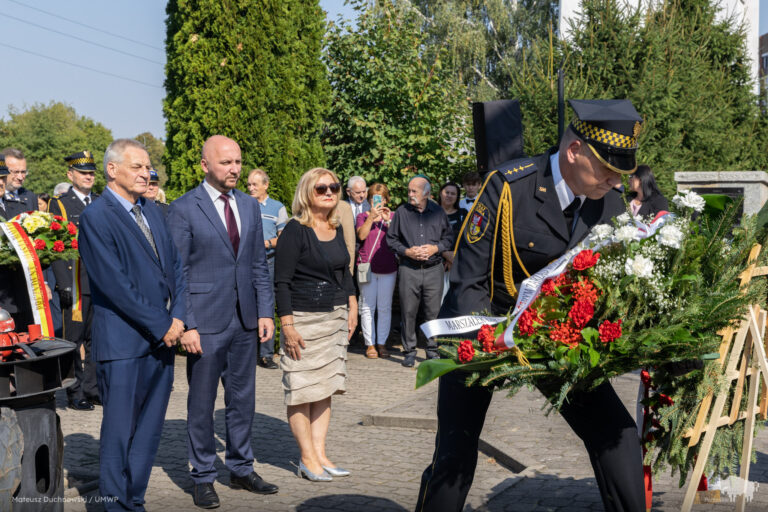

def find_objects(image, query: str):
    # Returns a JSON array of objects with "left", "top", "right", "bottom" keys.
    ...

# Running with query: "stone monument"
[{"left": 675, "top": 171, "right": 768, "bottom": 215}]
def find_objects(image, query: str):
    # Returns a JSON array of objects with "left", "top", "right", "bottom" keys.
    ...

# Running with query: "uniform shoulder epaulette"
[{"left": 493, "top": 157, "right": 538, "bottom": 183}]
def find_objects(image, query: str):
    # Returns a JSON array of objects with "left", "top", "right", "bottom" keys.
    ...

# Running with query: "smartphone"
[{"left": 372, "top": 194, "right": 383, "bottom": 209}]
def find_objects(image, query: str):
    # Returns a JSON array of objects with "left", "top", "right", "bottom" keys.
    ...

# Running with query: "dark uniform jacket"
[
  {"left": 442, "top": 148, "right": 625, "bottom": 317},
  {"left": 48, "top": 188, "right": 98, "bottom": 296}
]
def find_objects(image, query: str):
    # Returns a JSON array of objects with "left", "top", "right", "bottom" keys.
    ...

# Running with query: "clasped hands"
[{"left": 405, "top": 244, "right": 438, "bottom": 262}]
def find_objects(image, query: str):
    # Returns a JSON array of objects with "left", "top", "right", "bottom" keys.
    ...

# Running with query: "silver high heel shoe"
[
  {"left": 321, "top": 465, "right": 350, "bottom": 477},
  {"left": 297, "top": 461, "right": 333, "bottom": 482}
]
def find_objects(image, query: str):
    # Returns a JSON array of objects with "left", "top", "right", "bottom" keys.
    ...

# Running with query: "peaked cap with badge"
[
  {"left": 65, "top": 150, "right": 97, "bottom": 172},
  {"left": 148, "top": 169, "right": 159, "bottom": 183},
  {"left": 418, "top": 98, "right": 647, "bottom": 512},
  {"left": 568, "top": 99, "right": 643, "bottom": 175},
  {"left": 0, "top": 154, "right": 8, "bottom": 176}
]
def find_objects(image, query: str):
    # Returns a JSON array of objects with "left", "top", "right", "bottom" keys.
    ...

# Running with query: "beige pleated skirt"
[{"left": 279, "top": 305, "right": 349, "bottom": 406}]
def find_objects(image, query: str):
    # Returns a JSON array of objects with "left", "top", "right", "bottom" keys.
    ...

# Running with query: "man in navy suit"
[
  {"left": 78, "top": 139, "right": 186, "bottom": 511},
  {"left": 168, "top": 135, "right": 278, "bottom": 509}
]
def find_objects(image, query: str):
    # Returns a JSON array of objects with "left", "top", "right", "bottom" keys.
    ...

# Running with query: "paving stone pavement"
[{"left": 53, "top": 346, "right": 768, "bottom": 511}]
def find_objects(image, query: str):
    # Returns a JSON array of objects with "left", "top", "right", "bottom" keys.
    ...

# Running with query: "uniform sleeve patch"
[
  {"left": 495, "top": 158, "right": 537, "bottom": 182},
  {"left": 466, "top": 202, "right": 490, "bottom": 244}
]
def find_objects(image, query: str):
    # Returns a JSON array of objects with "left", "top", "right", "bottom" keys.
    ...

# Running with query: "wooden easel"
[{"left": 681, "top": 245, "right": 768, "bottom": 512}]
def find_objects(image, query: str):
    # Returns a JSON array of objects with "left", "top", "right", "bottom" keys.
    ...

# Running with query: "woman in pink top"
[{"left": 355, "top": 183, "right": 398, "bottom": 359}]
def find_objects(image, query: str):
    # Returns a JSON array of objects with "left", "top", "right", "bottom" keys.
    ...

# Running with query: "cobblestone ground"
[{"left": 54, "top": 346, "right": 768, "bottom": 511}]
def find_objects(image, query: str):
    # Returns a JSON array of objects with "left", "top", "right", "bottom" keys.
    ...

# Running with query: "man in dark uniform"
[
  {"left": 2, "top": 148, "right": 38, "bottom": 212},
  {"left": 0, "top": 155, "right": 35, "bottom": 328},
  {"left": 417, "top": 99, "right": 646, "bottom": 512},
  {"left": 143, "top": 169, "right": 169, "bottom": 216},
  {"left": 49, "top": 150, "right": 100, "bottom": 410}
]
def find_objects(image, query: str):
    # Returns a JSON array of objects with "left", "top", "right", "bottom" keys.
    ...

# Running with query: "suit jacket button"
[{"left": 528, "top": 242, "right": 535, "bottom": 248}]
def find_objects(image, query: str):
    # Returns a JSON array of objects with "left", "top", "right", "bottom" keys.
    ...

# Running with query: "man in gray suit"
[
  {"left": 168, "top": 135, "right": 278, "bottom": 509},
  {"left": 346, "top": 175, "right": 370, "bottom": 220}
]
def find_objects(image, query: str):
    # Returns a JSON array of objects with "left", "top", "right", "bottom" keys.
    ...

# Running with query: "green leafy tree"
[
  {"left": 164, "top": 0, "right": 329, "bottom": 206},
  {"left": 323, "top": 0, "right": 474, "bottom": 204},
  {"left": 0, "top": 102, "right": 112, "bottom": 196},
  {"left": 413, "top": 0, "right": 558, "bottom": 100},
  {"left": 135, "top": 132, "right": 168, "bottom": 185}
]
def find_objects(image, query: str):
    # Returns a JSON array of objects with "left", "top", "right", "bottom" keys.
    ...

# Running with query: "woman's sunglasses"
[{"left": 314, "top": 183, "right": 341, "bottom": 195}]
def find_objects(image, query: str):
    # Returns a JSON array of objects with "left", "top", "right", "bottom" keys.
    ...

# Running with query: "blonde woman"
[{"left": 274, "top": 168, "right": 357, "bottom": 481}]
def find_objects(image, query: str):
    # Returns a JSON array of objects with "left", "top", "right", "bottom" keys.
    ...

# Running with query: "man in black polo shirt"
[{"left": 386, "top": 174, "right": 453, "bottom": 368}]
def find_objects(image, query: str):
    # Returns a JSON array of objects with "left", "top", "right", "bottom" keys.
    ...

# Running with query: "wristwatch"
[{"left": 267, "top": 240, "right": 273, "bottom": 249}]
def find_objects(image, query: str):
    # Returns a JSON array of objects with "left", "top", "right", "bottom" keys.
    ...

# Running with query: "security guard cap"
[
  {"left": 0, "top": 155, "right": 7, "bottom": 176},
  {"left": 149, "top": 169, "right": 159, "bottom": 183},
  {"left": 65, "top": 150, "right": 97, "bottom": 172},
  {"left": 568, "top": 99, "right": 643, "bottom": 175}
]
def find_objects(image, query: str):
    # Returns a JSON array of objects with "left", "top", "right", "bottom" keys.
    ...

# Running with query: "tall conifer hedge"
[{"left": 164, "top": 0, "right": 329, "bottom": 205}]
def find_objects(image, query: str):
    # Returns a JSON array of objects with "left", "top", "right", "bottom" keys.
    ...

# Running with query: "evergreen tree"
[
  {"left": 164, "top": 0, "right": 329, "bottom": 205},
  {"left": 498, "top": 0, "right": 767, "bottom": 197},
  {"left": 0, "top": 102, "right": 113, "bottom": 196},
  {"left": 323, "top": 0, "right": 474, "bottom": 203}
]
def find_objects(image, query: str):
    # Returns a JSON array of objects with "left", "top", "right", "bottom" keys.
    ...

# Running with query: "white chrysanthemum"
[
  {"left": 21, "top": 215, "right": 46, "bottom": 234},
  {"left": 615, "top": 225, "right": 639, "bottom": 244},
  {"left": 625, "top": 255, "right": 654, "bottom": 278},
  {"left": 616, "top": 213, "right": 632, "bottom": 225},
  {"left": 592, "top": 224, "right": 613, "bottom": 240},
  {"left": 672, "top": 190, "right": 706, "bottom": 213},
  {"left": 657, "top": 224, "right": 684, "bottom": 249}
]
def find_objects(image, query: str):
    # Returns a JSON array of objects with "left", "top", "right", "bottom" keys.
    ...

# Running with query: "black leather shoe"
[
  {"left": 401, "top": 354, "right": 416, "bottom": 368},
  {"left": 230, "top": 472, "right": 278, "bottom": 494},
  {"left": 193, "top": 482, "right": 220, "bottom": 509},
  {"left": 69, "top": 399, "right": 94, "bottom": 411},
  {"left": 258, "top": 357, "right": 279, "bottom": 370}
]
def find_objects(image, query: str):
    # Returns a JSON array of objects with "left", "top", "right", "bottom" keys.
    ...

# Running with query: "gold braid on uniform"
[{"left": 498, "top": 184, "right": 517, "bottom": 298}]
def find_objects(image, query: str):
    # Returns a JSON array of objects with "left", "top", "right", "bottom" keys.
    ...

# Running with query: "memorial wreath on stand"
[
  {"left": 417, "top": 190, "right": 767, "bottom": 499},
  {"left": 0, "top": 211, "right": 80, "bottom": 336}
]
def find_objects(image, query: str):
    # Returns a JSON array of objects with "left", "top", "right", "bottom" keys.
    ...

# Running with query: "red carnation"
[
  {"left": 53, "top": 215, "right": 64, "bottom": 221},
  {"left": 598, "top": 319, "right": 622, "bottom": 343},
  {"left": 477, "top": 325, "right": 496, "bottom": 352},
  {"left": 572, "top": 250, "right": 600, "bottom": 271},
  {"left": 658, "top": 393, "right": 674, "bottom": 406},
  {"left": 70, "top": 239, "right": 78, "bottom": 249},
  {"left": 67, "top": 223, "right": 77, "bottom": 235},
  {"left": 517, "top": 307, "right": 541, "bottom": 336},
  {"left": 457, "top": 340, "right": 475, "bottom": 363},
  {"left": 548, "top": 320, "right": 581, "bottom": 348},
  {"left": 52, "top": 240, "right": 65, "bottom": 252},
  {"left": 553, "top": 272, "right": 572, "bottom": 290},
  {"left": 541, "top": 279, "right": 558, "bottom": 296},
  {"left": 568, "top": 299, "right": 594, "bottom": 328},
  {"left": 50, "top": 221, "right": 62, "bottom": 231},
  {"left": 572, "top": 278, "right": 600, "bottom": 304},
  {"left": 34, "top": 239, "right": 46, "bottom": 250},
  {"left": 640, "top": 369, "right": 652, "bottom": 387}
]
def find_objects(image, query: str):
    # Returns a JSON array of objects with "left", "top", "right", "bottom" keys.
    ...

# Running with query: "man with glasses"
[
  {"left": 49, "top": 150, "right": 100, "bottom": 411},
  {"left": 1, "top": 148, "right": 37, "bottom": 212}
]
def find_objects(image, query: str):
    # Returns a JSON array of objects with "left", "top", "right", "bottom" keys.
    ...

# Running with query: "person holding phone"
[{"left": 355, "top": 183, "right": 397, "bottom": 359}]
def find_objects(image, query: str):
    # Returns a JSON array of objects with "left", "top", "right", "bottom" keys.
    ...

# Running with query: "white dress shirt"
[
  {"left": 550, "top": 152, "right": 585, "bottom": 210},
  {"left": 202, "top": 180, "right": 241, "bottom": 235}
]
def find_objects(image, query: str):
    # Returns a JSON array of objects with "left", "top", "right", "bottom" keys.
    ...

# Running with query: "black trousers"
[
  {"left": 398, "top": 263, "right": 444, "bottom": 357},
  {"left": 64, "top": 295, "right": 99, "bottom": 401},
  {"left": 416, "top": 371, "right": 645, "bottom": 512}
]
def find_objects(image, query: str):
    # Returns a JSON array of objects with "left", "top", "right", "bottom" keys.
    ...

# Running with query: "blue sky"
[{"left": 0, "top": 0, "right": 765, "bottom": 140}]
